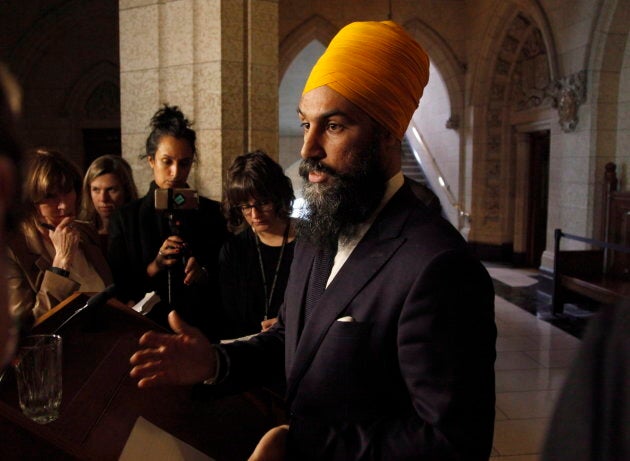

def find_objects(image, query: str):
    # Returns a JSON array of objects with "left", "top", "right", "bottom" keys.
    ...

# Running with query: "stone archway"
[
  {"left": 469, "top": 6, "right": 557, "bottom": 265},
  {"left": 279, "top": 15, "right": 338, "bottom": 81}
]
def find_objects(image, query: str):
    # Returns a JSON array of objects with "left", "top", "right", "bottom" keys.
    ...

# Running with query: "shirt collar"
[
  {"left": 345, "top": 170, "right": 404, "bottom": 243},
  {"left": 328, "top": 172, "right": 404, "bottom": 284}
]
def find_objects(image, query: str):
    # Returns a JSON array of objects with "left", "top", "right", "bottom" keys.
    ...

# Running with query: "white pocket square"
[{"left": 336, "top": 316, "right": 354, "bottom": 322}]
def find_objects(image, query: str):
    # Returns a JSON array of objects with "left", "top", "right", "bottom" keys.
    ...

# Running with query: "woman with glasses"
[
  {"left": 108, "top": 105, "right": 227, "bottom": 336},
  {"left": 219, "top": 150, "right": 296, "bottom": 339},
  {"left": 7, "top": 148, "right": 112, "bottom": 326}
]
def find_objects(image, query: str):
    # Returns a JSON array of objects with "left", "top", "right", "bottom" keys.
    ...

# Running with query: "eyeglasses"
[{"left": 238, "top": 200, "right": 274, "bottom": 216}]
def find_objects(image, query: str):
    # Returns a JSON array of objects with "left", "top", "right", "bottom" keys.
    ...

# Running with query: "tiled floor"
[{"left": 486, "top": 266, "right": 584, "bottom": 460}]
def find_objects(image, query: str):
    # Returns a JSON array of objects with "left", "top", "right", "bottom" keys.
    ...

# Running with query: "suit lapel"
[
  {"left": 285, "top": 184, "right": 418, "bottom": 401},
  {"left": 284, "top": 242, "right": 316, "bottom": 359}
]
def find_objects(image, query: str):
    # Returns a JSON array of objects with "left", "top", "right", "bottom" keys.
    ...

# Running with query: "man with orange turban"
[{"left": 131, "top": 21, "right": 496, "bottom": 461}]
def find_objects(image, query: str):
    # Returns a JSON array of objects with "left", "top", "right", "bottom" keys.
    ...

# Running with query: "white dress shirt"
[{"left": 326, "top": 171, "right": 404, "bottom": 286}]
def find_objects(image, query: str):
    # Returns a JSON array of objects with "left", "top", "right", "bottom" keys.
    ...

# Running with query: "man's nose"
[{"left": 301, "top": 130, "right": 324, "bottom": 160}]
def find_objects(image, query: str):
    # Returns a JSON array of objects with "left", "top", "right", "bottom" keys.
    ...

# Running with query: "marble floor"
[{"left": 485, "top": 265, "right": 587, "bottom": 460}]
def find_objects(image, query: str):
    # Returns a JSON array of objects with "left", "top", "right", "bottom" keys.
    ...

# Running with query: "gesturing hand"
[
  {"left": 49, "top": 217, "right": 80, "bottom": 270},
  {"left": 248, "top": 425, "right": 289, "bottom": 461},
  {"left": 129, "top": 311, "right": 217, "bottom": 388}
]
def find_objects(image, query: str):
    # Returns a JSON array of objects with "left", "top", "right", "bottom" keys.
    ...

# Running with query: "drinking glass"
[{"left": 13, "top": 334, "right": 62, "bottom": 424}]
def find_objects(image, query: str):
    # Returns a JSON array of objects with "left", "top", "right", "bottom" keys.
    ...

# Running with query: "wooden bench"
[{"left": 552, "top": 229, "right": 630, "bottom": 314}]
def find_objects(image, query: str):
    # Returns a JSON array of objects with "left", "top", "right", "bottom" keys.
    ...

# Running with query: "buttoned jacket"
[{"left": 223, "top": 182, "right": 496, "bottom": 460}]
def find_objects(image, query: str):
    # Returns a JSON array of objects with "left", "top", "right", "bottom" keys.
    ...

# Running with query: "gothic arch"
[
  {"left": 404, "top": 18, "right": 466, "bottom": 123},
  {"left": 469, "top": 3, "right": 557, "bottom": 247},
  {"left": 63, "top": 60, "right": 120, "bottom": 122},
  {"left": 279, "top": 15, "right": 338, "bottom": 81},
  {"left": 470, "top": 0, "right": 558, "bottom": 107}
]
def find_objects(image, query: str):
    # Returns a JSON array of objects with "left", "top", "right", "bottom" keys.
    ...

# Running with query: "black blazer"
[
  {"left": 222, "top": 182, "right": 496, "bottom": 460},
  {"left": 108, "top": 182, "right": 227, "bottom": 333}
]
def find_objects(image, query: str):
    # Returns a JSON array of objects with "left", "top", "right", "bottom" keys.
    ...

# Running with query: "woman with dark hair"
[
  {"left": 7, "top": 148, "right": 112, "bottom": 325},
  {"left": 79, "top": 154, "right": 138, "bottom": 251},
  {"left": 108, "top": 105, "right": 227, "bottom": 335},
  {"left": 219, "top": 150, "right": 296, "bottom": 339}
]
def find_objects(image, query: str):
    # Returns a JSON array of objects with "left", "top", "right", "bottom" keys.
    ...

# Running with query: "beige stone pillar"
[{"left": 119, "top": 0, "right": 278, "bottom": 200}]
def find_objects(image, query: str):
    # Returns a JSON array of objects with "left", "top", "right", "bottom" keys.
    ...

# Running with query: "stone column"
[{"left": 119, "top": 0, "right": 278, "bottom": 200}]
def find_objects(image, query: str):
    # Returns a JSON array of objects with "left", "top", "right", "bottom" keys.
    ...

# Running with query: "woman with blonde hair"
[
  {"left": 7, "top": 148, "right": 112, "bottom": 325},
  {"left": 79, "top": 154, "right": 138, "bottom": 250}
]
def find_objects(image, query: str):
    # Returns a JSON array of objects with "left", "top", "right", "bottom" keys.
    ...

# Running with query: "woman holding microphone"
[{"left": 108, "top": 105, "right": 227, "bottom": 337}]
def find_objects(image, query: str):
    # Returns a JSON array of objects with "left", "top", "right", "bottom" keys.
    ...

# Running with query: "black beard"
[{"left": 296, "top": 143, "right": 386, "bottom": 250}]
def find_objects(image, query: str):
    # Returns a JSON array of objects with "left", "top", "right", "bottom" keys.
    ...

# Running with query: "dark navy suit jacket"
[{"left": 222, "top": 182, "right": 496, "bottom": 460}]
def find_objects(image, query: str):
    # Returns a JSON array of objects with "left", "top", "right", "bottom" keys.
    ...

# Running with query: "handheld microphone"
[{"left": 54, "top": 284, "right": 117, "bottom": 333}]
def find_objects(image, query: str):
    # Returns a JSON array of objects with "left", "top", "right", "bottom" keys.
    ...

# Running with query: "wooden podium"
[{"left": 0, "top": 293, "right": 276, "bottom": 460}]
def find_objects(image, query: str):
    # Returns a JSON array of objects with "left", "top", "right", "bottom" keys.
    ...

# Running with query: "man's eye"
[
  {"left": 327, "top": 123, "right": 340, "bottom": 131},
  {"left": 300, "top": 122, "right": 309, "bottom": 131}
]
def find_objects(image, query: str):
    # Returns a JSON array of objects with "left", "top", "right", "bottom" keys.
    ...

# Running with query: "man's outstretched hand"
[
  {"left": 248, "top": 425, "right": 289, "bottom": 461},
  {"left": 129, "top": 310, "right": 217, "bottom": 388}
]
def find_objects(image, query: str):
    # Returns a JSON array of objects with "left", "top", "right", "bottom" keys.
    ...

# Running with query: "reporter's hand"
[
  {"left": 261, "top": 317, "right": 278, "bottom": 332},
  {"left": 129, "top": 311, "right": 216, "bottom": 387},
  {"left": 183, "top": 256, "right": 204, "bottom": 285},
  {"left": 248, "top": 425, "right": 289, "bottom": 461},
  {"left": 50, "top": 217, "right": 79, "bottom": 270},
  {"left": 147, "top": 235, "right": 187, "bottom": 277}
]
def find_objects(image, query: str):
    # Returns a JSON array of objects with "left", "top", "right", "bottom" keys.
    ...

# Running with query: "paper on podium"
[
  {"left": 220, "top": 333, "right": 258, "bottom": 344},
  {"left": 132, "top": 291, "right": 160, "bottom": 315},
  {"left": 119, "top": 416, "right": 215, "bottom": 461}
]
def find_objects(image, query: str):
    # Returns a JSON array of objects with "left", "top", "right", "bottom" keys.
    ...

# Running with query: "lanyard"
[{"left": 254, "top": 221, "right": 290, "bottom": 320}]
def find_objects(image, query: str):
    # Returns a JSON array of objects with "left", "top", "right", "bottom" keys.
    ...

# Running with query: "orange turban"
[{"left": 303, "top": 21, "right": 430, "bottom": 140}]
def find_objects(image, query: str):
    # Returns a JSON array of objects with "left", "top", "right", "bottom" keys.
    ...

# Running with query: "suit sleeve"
[{"left": 288, "top": 250, "right": 496, "bottom": 461}]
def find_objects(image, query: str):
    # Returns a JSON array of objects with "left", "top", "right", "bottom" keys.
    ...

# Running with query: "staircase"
[{"left": 401, "top": 136, "right": 430, "bottom": 186}]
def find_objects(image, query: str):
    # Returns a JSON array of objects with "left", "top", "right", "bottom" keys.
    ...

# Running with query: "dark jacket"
[
  {"left": 218, "top": 227, "right": 295, "bottom": 339},
  {"left": 221, "top": 183, "right": 496, "bottom": 460},
  {"left": 108, "top": 182, "right": 227, "bottom": 335},
  {"left": 542, "top": 301, "right": 630, "bottom": 461}
]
